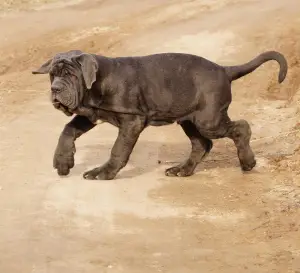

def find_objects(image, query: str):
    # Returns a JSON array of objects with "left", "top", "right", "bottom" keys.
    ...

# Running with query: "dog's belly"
[
  {"left": 142, "top": 87, "right": 201, "bottom": 120},
  {"left": 148, "top": 119, "right": 176, "bottom": 126}
]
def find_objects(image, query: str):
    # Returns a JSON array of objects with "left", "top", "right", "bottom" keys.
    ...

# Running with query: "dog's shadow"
[{"left": 72, "top": 139, "right": 240, "bottom": 179}]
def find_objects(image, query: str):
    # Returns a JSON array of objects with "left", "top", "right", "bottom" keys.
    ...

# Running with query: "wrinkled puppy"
[{"left": 32, "top": 50, "right": 288, "bottom": 180}]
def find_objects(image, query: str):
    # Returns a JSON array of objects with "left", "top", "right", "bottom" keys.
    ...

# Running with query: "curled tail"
[{"left": 224, "top": 51, "right": 288, "bottom": 83}]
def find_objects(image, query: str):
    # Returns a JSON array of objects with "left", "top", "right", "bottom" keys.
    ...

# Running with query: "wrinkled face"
[
  {"left": 32, "top": 50, "right": 98, "bottom": 116},
  {"left": 49, "top": 60, "right": 83, "bottom": 114}
]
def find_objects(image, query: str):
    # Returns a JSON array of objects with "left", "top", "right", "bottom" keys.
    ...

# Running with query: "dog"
[{"left": 32, "top": 50, "right": 287, "bottom": 180}]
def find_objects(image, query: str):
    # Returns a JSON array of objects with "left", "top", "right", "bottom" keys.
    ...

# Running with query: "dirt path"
[{"left": 0, "top": 1, "right": 300, "bottom": 272}]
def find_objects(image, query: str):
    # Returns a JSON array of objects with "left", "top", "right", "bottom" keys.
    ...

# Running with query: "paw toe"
[
  {"left": 165, "top": 166, "right": 193, "bottom": 177},
  {"left": 165, "top": 167, "right": 180, "bottom": 177},
  {"left": 57, "top": 168, "right": 70, "bottom": 176},
  {"left": 83, "top": 172, "right": 96, "bottom": 180},
  {"left": 54, "top": 154, "right": 74, "bottom": 175},
  {"left": 241, "top": 159, "right": 256, "bottom": 171}
]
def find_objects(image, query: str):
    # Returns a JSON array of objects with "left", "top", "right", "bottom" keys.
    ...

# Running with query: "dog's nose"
[{"left": 51, "top": 86, "right": 61, "bottom": 93}]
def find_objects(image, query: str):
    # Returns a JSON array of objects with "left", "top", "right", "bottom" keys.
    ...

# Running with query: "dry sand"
[{"left": 0, "top": 0, "right": 300, "bottom": 272}]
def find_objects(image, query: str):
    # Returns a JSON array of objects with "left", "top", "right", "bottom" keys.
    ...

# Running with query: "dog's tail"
[{"left": 224, "top": 51, "right": 288, "bottom": 83}]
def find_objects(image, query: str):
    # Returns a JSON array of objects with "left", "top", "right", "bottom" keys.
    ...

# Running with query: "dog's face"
[{"left": 32, "top": 50, "right": 98, "bottom": 116}]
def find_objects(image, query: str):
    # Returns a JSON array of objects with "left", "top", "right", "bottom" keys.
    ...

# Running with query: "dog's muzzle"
[
  {"left": 52, "top": 98, "right": 73, "bottom": 116},
  {"left": 52, "top": 98, "right": 60, "bottom": 108}
]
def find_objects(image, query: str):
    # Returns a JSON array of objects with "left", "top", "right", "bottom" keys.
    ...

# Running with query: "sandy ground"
[{"left": 0, "top": 0, "right": 300, "bottom": 272}]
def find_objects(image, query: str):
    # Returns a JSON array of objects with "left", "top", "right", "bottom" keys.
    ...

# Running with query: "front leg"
[
  {"left": 54, "top": 115, "right": 96, "bottom": 176},
  {"left": 83, "top": 115, "right": 145, "bottom": 180}
]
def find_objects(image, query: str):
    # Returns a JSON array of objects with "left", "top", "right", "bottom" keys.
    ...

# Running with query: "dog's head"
[{"left": 32, "top": 50, "right": 98, "bottom": 115}]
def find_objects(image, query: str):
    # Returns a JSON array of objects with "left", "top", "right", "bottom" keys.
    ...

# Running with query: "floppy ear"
[
  {"left": 74, "top": 54, "right": 98, "bottom": 89},
  {"left": 32, "top": 58, "right": 52, "bottom": 74}
]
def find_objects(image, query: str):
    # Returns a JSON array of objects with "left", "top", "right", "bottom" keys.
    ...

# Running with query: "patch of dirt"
[
  {"left": 0, "top": 0, "right": 83, "bottom": 12},
  {"left": 0, "top": 0, "right": 300, "bottom": 273}
]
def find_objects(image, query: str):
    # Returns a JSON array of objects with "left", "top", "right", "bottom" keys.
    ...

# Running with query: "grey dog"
[{"left": 32, "top": 50, "right": 287, "bottom": 180}]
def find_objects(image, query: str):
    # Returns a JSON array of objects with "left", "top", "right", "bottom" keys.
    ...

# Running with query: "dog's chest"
[{"left": 73, "top": 106, "right": 103, "bottom": 124}]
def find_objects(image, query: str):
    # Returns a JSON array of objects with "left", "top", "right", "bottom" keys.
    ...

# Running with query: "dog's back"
[{"left": 101, "top": 53, "right": 227, "bottom": 119}]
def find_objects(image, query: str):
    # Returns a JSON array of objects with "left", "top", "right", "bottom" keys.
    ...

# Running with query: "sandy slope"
[{"left": 0, "top": 0, "right": 300, "bottom": 272}]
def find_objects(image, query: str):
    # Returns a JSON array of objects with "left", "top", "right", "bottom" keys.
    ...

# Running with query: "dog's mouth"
[{"left": 52, "top": 100, "right": 73, "bottom": 116}]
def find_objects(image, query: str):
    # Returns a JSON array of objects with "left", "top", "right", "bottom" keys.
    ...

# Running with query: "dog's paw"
[
  {"left": 165, "top": 166, "right": 194, "bottom": 177},
  {"left": 83, "top": 166, "right": 116, "bottom": 180},
  {"left": 53, "top": 143, "right": 76, "bottom": 176},
  {"left": 238, "top": 149, "right": 256, "bottom": 172},
  {"left": 53, "top": 153, "right": 75, "bottom": 176},
  {"left": 240, "top": 158, "right": 256, "bottom": 172}
]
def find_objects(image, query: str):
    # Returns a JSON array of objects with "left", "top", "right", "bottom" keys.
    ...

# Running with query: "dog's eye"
[
  {"left": 50, "top": 69, "right": 57, "bottom": 76},
  {"left": 62, "top": 70, "right": 68, "bottom": 77}
]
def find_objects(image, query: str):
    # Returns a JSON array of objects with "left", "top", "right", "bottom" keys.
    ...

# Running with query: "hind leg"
[
  {"left": 190, "top": 80, "right": 256, "bottom": 171},
  {"left": 194, "top": 111, "right": 256, "bottom": 171},
  {"left": 226, "top": 119, "right": 256, "bottom": 171},
  {"left": 165, "top": 120, "right": 213, "bottom": 177}
]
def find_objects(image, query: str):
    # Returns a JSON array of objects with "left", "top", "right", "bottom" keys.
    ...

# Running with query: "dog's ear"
[
  {"left": 32, "top": 58, "right": 53, "bottom": 74},
  {"left": 74, "top": 54, "right": 98, "bottom": 89}
]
